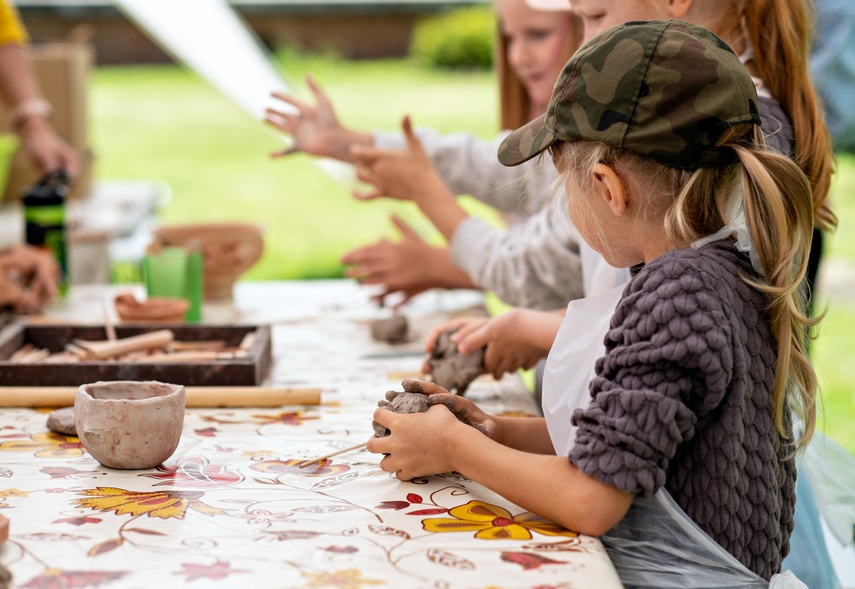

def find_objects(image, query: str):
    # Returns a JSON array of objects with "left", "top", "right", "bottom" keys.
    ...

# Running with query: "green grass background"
[{"left": 90, "top": 52, "right": 855, "bottom": 453}]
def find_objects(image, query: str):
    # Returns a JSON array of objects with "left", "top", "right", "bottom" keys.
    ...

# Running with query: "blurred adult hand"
[
  {"left": 17, "top": 116, "right": 79, "bottom": 178},
  {"left": 0, "top": 245, "right": 59, "bottom": 313}
]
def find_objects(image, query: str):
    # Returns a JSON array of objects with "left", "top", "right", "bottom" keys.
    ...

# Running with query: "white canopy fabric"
[{"left": 113, "top": 0, "right": 295, "bottom": 120}]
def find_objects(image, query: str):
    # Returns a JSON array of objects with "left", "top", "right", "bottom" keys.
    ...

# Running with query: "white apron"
[
  {"left": 541, "top": 253, "right": 806, "bottom": 588},
  {"left": 542, "top": 283, "right": 625, "bottom": 456}
]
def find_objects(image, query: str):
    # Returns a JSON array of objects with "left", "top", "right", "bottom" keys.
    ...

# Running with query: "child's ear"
[
  {"left": 666, "top": 0, "right": 693, "bottom": 19},
  {"left": 591, "top": 163, "right": 627, "bottom": 217}
]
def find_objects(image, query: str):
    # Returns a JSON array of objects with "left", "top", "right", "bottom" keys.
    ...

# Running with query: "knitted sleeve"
[{"left": 568, "top": 253, "right": 734, "bottom": 497}]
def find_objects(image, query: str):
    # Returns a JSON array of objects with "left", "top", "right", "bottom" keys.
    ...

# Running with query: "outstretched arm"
[{"left": 0, "top": 41, "right": 78, "bottom": 177}]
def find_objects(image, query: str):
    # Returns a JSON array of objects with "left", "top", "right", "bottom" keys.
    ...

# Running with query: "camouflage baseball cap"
[{"left": 498, "top": 20, "right": 761, "bottom": 170}]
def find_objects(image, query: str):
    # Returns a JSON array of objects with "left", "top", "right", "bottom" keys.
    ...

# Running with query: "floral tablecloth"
[{"left": 0, "top": 281, "right": 623, "bottom": 589}]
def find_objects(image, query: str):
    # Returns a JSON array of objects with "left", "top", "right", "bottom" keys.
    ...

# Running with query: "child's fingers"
[
  {"left": 269, "top": 92, "right": 311, "bottom": 115},
  {"left": 390, "top": 215, "right": 420, "bottom": 239},
  {"left": 401, "top": 379, "right": 448, "bottom": 395},
  {"left": 401, "top": 115, "right": 419, "bottom": 149},
  {"left": 352, "top": 187, "right": 383, "bottom": 201},
  {"left": 453, "top": 322, "right": 490, "bottom": 354},
  {"left": 424, "top": 319, "right": 467, "bottom": 353},
  {"left": 264, "top": 111, "right": 301, "bottom": 132},
  {"left": 306, "top": 75, "right": 332, "bottom": 109}
]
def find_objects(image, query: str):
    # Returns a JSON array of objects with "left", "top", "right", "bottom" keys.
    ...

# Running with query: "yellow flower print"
[
  {"left": 75, "top": 487, "right": 225, "bottom": 519},
  {"left": 0, "top": 432, "right": 83, "bottom": 458},
  {"left": 422, "top": 500, "right": 578, "bottom": 540},
  {"left": 300, "top": 568, "right": 384, "bottom": 588},
  {"left": 0, "top": 488, "right": 31, "bottom": 499}
]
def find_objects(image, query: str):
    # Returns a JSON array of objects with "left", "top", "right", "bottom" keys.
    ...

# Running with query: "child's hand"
[
  {"left": 350, "top": 116, "right": 445, "bottom": 203},
  {"left": 368, "top": 380, "right": 496, "bottom": 480},
  {"left": 342, "top": 216, "right": 475, "bottom": 308},
  {"left": 423, "top": 310, "right": 557, "bottom": 380},
  {"left": 265, "top": 76, "right": 368, "bottom": 162}
]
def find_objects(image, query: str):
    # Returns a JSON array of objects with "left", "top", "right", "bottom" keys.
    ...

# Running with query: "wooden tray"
[{"left": 0, "top": 323, "right": 272, "bottom": 387}]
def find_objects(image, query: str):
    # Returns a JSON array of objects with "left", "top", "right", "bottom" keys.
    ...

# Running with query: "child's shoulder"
[{"left": 631, "top": 241, "right": 747, "bottom": 298}]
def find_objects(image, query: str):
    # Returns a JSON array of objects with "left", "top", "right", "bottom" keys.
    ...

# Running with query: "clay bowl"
[
  {"left": 152, "top": 222, "right": 264, "bottom": 301},
  {"left": 75, "top": 381, "right": 185, "bottom": 469},
  {"left": 115, "top": 293, "right": 189, "bottom": 323}
]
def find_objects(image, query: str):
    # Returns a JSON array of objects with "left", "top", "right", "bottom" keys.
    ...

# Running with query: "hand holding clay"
[
  {"left": 372, "top": 380, "right": 435, "bottom": 438},
  {"left": 425, "top": 328, "right": 485, "bottom": 396}
]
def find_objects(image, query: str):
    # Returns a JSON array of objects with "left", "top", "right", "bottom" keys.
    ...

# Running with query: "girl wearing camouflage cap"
[{"left": 369, "top": 20, "right": 815, "bottom": 587}]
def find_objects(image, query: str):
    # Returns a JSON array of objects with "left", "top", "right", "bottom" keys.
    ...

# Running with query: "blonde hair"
[
  {"left": 696, "top": 0, "right": 836, "bottom": 231},
  {"left": 550, "top": 125, "right": 817, "bottom": 448}
]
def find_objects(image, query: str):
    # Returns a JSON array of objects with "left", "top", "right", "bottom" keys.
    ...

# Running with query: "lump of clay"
[
  {"left": 370, "top": 315, "right": 409, "bottom": 344},
  {"left": 427, "top": 329, "right": 485, "bottom": 396},
  {"left": 46, "top": 406, "right": 76, "bottom": 436},
  {"left": 372, "top": 384, "right": 431, "bottom": 438}
]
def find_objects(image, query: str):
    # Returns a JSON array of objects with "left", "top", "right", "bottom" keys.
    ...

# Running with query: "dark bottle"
[{"left": 22, "top": 170, "right": 69, "bottom": 295}]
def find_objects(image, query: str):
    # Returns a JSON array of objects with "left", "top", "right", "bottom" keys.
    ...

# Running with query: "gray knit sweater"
[{"left": 569, "top": 241, "right": 797, "bottom": 580}]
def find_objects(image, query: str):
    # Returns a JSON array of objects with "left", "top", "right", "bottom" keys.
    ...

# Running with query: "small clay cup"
[{"left": 75, "top": 381, "right": 186, "bottom": 469}]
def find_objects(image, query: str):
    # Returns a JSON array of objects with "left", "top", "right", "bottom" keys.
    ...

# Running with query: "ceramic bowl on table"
[
  {"left": 151, "top": 222, "right": 264, "bottom": 301},
  {"left": 74, "top": 381, "right": 185, "bottom": 470}
]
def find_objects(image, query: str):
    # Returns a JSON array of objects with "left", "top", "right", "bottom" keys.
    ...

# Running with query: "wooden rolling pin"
[{"left": 0, "top": 386, "right": 321, "bottom": 408}]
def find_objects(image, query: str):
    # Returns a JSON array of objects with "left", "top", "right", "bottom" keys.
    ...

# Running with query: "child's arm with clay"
[
  {"left": 367, "top": 380, "right": 633, "bottom": 537},
  {"left": 423, "top": 310, "right": 565, "bottom": 379}
]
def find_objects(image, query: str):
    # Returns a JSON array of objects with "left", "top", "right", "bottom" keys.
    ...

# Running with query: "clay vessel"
[
  {"left": 152, "top": 222, "right": 264, "bottom": 300},
  {"left": 115, "top": 293, "right": 189, "bottom": 323},
  {"left": 75, "top": 381, "right": 185, "bottom": 469}
]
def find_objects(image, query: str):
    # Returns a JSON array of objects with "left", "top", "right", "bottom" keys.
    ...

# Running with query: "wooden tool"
[
  {"left": 298, "top": 442, "right": 367, "bottom": 469},
  {"left": 72, "top": 329, "right": 174, "bottom": 359},
  {"left": 0, "top": 386, "right": 321, "bottom": 408}
]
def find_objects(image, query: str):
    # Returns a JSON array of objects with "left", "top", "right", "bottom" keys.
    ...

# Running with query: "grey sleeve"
[
  {"left": 568, "top": 256, "right": 732, "bottom": 496},
  {"left": 448, "top": 202, "right": 584, "bottom": 311},
  {"left": 373, "top": 129, "right": 549, "bottom": 217}
]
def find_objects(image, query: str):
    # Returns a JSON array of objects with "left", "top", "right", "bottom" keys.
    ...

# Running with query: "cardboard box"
[{"left": 0, "top": 41, "right": 94, "bottom": 200}]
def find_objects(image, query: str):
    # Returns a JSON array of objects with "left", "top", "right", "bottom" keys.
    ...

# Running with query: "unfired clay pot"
[
  {"left": 75, "top": 381, "right": 186, "bottom": 469},
  {"left": 152, "top": 223, "right": 264, "bottom": 300}
]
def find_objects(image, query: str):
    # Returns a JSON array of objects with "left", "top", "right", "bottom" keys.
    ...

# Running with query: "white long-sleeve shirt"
[{"left": 374, "top": 128, "right": 629, "bottom": 309}]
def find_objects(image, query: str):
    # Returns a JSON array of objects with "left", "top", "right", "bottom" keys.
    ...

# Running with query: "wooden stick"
[
  {"left": 72, "top": 329, "right": 174, "bottom": 360},
  {"left": 298, "top": 443, "right": 367, "bottom": 469},
  {"left": 0, "top": 386, "right": 321, "bottom": 408}
]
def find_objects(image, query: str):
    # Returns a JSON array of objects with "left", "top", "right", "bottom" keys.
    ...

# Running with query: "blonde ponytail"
[{"left": 744, "top": 0, "right": 836, "bottom": 232}]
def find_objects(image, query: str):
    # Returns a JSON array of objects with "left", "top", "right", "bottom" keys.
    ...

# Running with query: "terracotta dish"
[
  {"left": 115, "top": 293, "right": 189, "bottom": 323},
  {"left": 152, "top": 222, "right": 264, "bottom": 300}
]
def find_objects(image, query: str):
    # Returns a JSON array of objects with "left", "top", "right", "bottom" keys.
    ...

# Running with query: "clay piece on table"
[
  {"left": 372, "top": 383, "right": 432, "bottom": 438},
  {"left": 46, "top": 406, "right": 77, "bottom": 436},
  {"left": 427, "top": 329, "right": 485, "bottom": 396},
  {"left": 370, "top": 315, "right": 409, "bottom": 345}
]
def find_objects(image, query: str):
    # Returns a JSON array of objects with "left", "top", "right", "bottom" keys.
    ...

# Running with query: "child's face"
[
  {"left": 496, "top": 0, "right": 576, "bottom": 109},
  {"left": 570, "top": 0, "right": 675, "bottom": 42}
]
